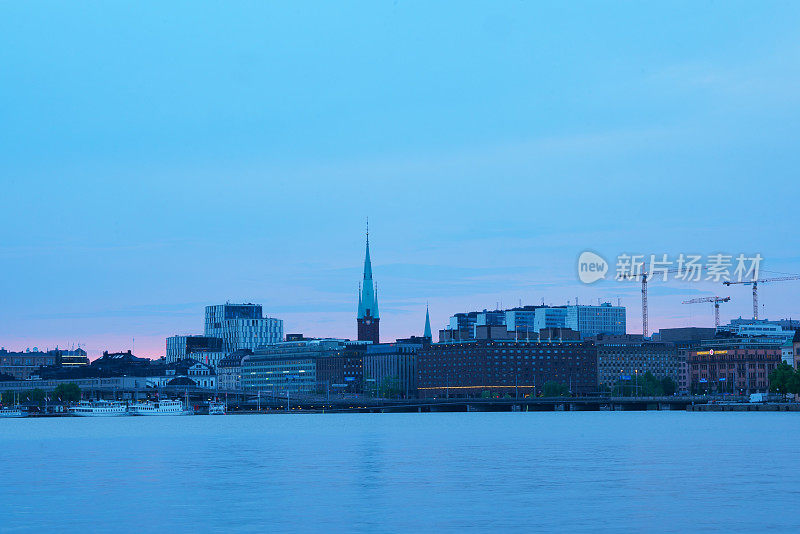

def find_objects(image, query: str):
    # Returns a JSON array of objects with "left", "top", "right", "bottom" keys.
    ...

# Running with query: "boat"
[
  {"left": 209, "top": 401, "right": 226, "bottom": 415},
  {"left": 69, "top": 400, "right": 129, "bottom": 417},
  {"left": 129, "top": 399, "right": 192, "bottom": 416},
  {"left": 0, "top": 406, "right": 26, "bottom": 418},
  {"left": 1, "top": 392, "right": 27, "bottom": 418}
]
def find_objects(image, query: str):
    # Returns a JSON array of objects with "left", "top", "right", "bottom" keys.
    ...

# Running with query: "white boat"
[
  {"left": 209, "top": 401, "right": 226, "bottom": 415},
  {"left": 129, "top": 399, "right": 192, "bottom": 416},
  {"left": 70, "top": 400, "right": 128, "bottom": 417},
  {"left": 0, "top": 407, "right": 26, "bottom": 418}
]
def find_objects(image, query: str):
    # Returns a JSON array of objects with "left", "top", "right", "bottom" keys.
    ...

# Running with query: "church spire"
[
  {"left": 363, "top": 221, "right": 373, "bottom": 281},
  {"left": 424, "top": 304, "right": 432, "bottom": 340},
  {"left": 357, "top": 221, "right": 380, "bottom": 343}
]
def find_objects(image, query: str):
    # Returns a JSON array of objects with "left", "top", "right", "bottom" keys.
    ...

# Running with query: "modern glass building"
[
  {"left": 204, "top": 303, "right": 283, "bottom": 352},
  {"left": 166, "top": 335, "right": 223, "bottom": 364}
]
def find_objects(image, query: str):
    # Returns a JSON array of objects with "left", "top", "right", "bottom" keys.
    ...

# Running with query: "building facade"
[
  {"left": 215, "top": 350, "right": 251, "bottom": 391},
  {"left": 688, "top": 343, "right": 782, "bottom": 394},
  {"left": 364, "top": 341, "right": 422, "bottom": 398},
  {"left": 241, "top": 340, "right": 347, "bottom": 396},
  {"left": 592, "top": 334, "right": 679, "bottom": 389},
  {"left": 316, "top": 344, "right": 366, "bottom": 395},
  {"left": 441, "top": 303, "right": 625, "bottom": 341},
  {"left": 417, "top": 340, "right": 598, "bottom": 398},
  {"left": 0, "top": 349, "right": 59, "bottom": 380},
  {"left": 161, "top": 358, "right": 216, "bottom": 389},
  {"left": 565, "top": 303, "right": 626, "bottom": 338},
  {"left": 794, "top": 330, "right": 800, "bottom": 369},
  {"left": 654, "top": 327, "right": 717, "bottom": 393},
  {"left": 505, "top": 308, "right": 538, "bottom": 337},
  {"left": 166, "top": 335, "right": 223, "bottom": 364}
]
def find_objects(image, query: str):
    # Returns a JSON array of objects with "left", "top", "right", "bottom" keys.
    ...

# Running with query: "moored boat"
[
  {"left": 69, "top": 400, "right": 128, "bottom": 417},
  {"left": 129, "top": 399, "right": 192, "bottom": 416},
  {"left": 209, "top": 401, "right": 226, "bottom": 415},
  {"left": 0, "top": 407, "right": 26, "bottom": 418}
]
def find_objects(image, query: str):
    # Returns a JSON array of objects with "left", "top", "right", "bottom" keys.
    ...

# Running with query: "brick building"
[
  {"left": 592, "top": 334, "right": 679, "bottom": 389},
  {"left": 416, "top": 340, "right": 597, "bottom": 398},
  {"left": 688, "top": 346, "right": 781, "bottom": 394}
]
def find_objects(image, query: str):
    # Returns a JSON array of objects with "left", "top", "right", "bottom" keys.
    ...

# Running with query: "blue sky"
[{"left": 2, "top": 2, "right": 799, "bottom": 358}]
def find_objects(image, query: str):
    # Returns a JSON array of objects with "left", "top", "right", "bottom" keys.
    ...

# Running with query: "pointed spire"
[
  {"left": 358, "top": 221, "right": 378, "bottom": 320},
  {"left": 424, "top": 304, "right": 432, "bottom": 340}
]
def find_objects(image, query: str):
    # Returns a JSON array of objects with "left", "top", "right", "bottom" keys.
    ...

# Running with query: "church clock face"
[{"left": 365, "top": 319, "right": 372, "bottom": 325}]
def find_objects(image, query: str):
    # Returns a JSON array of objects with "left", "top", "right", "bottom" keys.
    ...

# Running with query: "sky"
[{"left": 1, "top": 1, "right": 799, "bottom": 359}]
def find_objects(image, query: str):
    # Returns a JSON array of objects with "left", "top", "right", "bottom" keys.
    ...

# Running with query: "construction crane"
[
  {"left": 682, "top": 296, "right": 731, "bottom": 328},
  {"left": 722, "top": 275, "right": 800, "bottom": 320},
  {"left": 621, "top": 269, "right": 681, "bottom": 338}
]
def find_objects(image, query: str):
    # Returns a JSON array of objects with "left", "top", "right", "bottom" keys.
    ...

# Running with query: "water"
[{"left": 1, "top": 412, "right": 799, "bottom": 533}]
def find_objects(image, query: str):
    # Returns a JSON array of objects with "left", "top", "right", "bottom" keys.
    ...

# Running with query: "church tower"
[{"left": 357, "top": 224, "right": 379, "bottom": 344}]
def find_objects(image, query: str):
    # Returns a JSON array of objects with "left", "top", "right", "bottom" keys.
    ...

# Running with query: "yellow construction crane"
[
  {"left": 723, "top": 275, "right": 800, "bottom": 320},
  {"left": 682, "top": 296, "right": 731, "bottom": 328}
]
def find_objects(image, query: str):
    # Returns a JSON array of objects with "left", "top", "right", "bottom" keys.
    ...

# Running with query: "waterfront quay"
[{"left": 286, "top": 395, "right": 712, "bottom": 413}]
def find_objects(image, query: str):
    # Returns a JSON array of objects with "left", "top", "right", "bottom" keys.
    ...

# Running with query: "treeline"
[
  {"left": 0, "top": 383, "right": 81, "bottom": 404},
  {"left": 608, "top": 372, "right": 677, "bottom": 397}
]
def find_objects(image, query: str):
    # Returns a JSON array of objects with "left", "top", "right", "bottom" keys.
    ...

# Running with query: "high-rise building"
[
  {"left": 203, "top": 303, "right": 283, "bottom": 352},
  {"left": 565, "top": 303, "right": 626, "bottom": 338},
  {"left": 357, "top": 229, "right": 379, "bottom": 344}
]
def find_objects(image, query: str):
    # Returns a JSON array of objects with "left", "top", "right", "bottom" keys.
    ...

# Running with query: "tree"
[
  {"left": 53, "top": 383, "right": 81, "bottom": 402},
  {"left": 542, "top": 381, "right": 570, "bottom": 397},
  {"left": 769, "top": 363, "right": 795, "bottom": 394},
  {"left": 661, "top": 377, "right": 677, "bottom": 396},
  {"left": 480, "top": 390, "right": 493, "bottom": 399},
  {"left": 1, "top": 390, "right": 16, "bottom": 405},
  {"left": 379, "top": 377, "right": 403, "bottom": 399}
]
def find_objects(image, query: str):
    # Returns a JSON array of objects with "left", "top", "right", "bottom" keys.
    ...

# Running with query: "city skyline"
[{"left": 2, "top": 2, "right": 800, "bottom": 358}]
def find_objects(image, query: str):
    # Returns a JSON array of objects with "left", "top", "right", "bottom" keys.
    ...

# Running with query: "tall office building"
[
  {"left": 357, "top": 229, "right": 379, "bottom": 344},
  {"left": 204, "top": 303, "right": 283, "bottom": 352},
  {"left": 565, "top": 303, "right": 626, "bottom": 338}
]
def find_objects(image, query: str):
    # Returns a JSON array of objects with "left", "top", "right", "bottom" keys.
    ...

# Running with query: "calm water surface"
[{"left": 1, "top": 412, "right": 799, "bottom": 533}]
